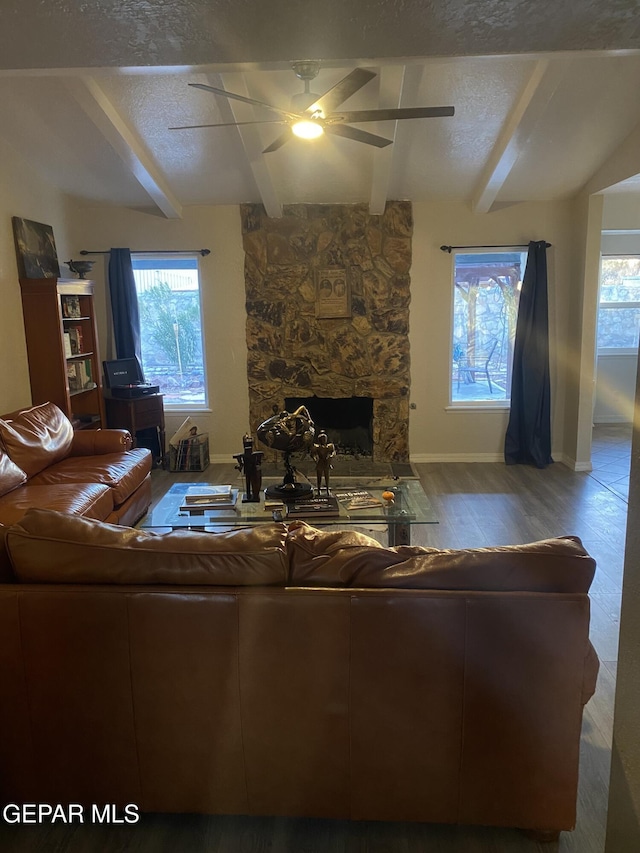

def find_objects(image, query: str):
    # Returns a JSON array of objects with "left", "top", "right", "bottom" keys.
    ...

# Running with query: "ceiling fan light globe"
[{"left": 292, "top": 120, "right": 324, "bottom": 140}]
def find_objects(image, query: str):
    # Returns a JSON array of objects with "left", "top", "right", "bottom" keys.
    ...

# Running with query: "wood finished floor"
[{"left": 1, "top": 427, "right": 628, "bottom": 853}]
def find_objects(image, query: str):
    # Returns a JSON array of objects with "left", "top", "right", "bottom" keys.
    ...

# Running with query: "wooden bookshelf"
[{"left": 19, "top": 278, "right": 105, "bottom": 429}]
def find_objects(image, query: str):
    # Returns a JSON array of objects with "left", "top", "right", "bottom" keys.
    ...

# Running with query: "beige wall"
[
  {"left": 0, "top": 138, "right": 73, "bottom": 414},
  {"left": 66, "top": 203, "right": 248, "bottom": 458},
  {"left": 560, "top": 194, "right": 603, "bottom": 469},
  {"left": 603, "top": 193, "right": 640, "bottom": 230},
  {"left": 409, "top": 199, "right": 576, "bottom": 462}
]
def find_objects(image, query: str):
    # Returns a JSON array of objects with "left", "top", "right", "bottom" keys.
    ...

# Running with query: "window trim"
[
  {"left": 448, "top": 246, "right": 525, "bottom": 408},
  {"left": 132, "top": 252, "right": 208, "bottom": 409}
]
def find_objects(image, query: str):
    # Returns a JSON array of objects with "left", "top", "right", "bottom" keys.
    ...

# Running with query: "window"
[
  {"left": 598, "top": 257, "right": 640, "bottom": 354},
  {"left": 131, "top": 254, "right": 207, "bottom": 407},
  {"left": 450, "top": 250, "right": 526, "bottom": 405}
]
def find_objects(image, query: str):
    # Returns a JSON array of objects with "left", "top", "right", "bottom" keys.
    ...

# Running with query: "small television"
[{"left": 103, "top": 357, "right": 145, "bottom": 388}]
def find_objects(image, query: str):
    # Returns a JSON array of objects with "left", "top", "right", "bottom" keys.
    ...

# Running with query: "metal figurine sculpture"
[
  {"left": 311, "top": 431, "right": 336, "bottom": 493},
  {"left": 257, "top": 405, "right": 315, "bottom": 500},
  {"left": 233, "top": 434, "right": 263, "bottom": 502}
]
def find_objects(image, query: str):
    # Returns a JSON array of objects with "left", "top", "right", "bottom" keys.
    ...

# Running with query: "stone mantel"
[{"left": 241, "top": 201, "right": 412, "bottom": 462}]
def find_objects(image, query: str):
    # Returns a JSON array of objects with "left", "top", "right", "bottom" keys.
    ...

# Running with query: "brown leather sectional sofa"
[
  {"left": 0, "top": 401, "right": 152, "bottom": 529},
  {"left": 0, "top": 510, "right": 599, "bottom": 840}
]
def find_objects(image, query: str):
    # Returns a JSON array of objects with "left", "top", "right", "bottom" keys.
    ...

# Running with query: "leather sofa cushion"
[
  {"left": 0, "top": 484, "right": 113, "bottom": 527},
  {"left": 0, "top": 449, "right": 27, "bottom": 497},
  {"left": 287, "top": 522, "right": 596, "bottom": 593},
  {"left": 0, "top": 526, "right": 15, "bottom": 582},
  {"left": 0, "top": 402, "right": 73, "bottom": 478},
  {"left": 6, "top": 508, "right": 289, "bottom": 585},
  {"left": 29, "top": 448, "right": 152, "bottom": 506}
]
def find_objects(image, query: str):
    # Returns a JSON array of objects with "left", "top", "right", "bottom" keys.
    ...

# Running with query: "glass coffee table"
[{"left": 139, "top": 477, "right": 438, "bottom": 545}]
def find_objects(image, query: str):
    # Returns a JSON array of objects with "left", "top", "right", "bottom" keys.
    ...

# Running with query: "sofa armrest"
[
  {"left": 582, "top": 640, "right": 600, "bottom": 705},
  {"left": 69, "top": 429, "right": 133, "bottom": 456}
]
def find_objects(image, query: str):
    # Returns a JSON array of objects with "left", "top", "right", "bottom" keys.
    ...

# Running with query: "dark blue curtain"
[
  {"left": 108, "top": 248, "right": 141, "bottom": 361},
  {"left": 504, "top": 240, "right": 553, "bottom": 468}
]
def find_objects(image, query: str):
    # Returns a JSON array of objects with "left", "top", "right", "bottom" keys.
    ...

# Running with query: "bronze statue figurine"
[
  {"left": 256, "top": 405, "right": 315, "bottom": 500},
  {"left": 233, "top": 433, "right": 263, "bottom": 502},
  {"left": 311, "top": 430, "right": 336, "bottom": 493}
]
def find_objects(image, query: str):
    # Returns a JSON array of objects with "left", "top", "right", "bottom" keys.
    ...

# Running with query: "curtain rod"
[
  {"left": 79, "top": 249, "right": 211, "bottom": 257},
  {"left": 440, "top": 243, "right": 551, "bottom": 253}
]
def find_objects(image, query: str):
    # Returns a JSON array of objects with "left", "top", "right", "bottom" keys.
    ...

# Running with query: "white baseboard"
[
  {"left": 555, "top": 452, "right": 592, "bottom": 472},
  {"left": 411, "top": 453, "right": 505, "bottom": 463},
  {"left": 411, "top": 451, "right": 589, "bottom": 470}
]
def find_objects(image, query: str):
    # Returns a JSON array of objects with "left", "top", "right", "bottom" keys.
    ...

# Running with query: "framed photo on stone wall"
[{"left": 315, "top": 267, "right": 350, "bottom": 318}]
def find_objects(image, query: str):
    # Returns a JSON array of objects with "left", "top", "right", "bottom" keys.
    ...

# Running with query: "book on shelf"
[
  {"left": 180, "top": 488, "right": 238, "bottom": 511},
  {"left": 63, "top": 332, "right": 72, "bottom": 358},
  {"left": 286, "top": 495, "right": 341, "bottom": 519},
  {"left": 67, "top": 362, "right": 80, "bottom": 392},
  {"left": 61, "top": 295, "right": 81, "bottom": 319},
  {"left": 67, "top": 359, "right": 95, "bottom": 394},
  {"left": 184, "top": 484, "right": 233, "bottom": 503},
  {"left": 77, "top": 358, "right": 93, "bottom": 390},
  {"left": 68, "top": 326, "right": 84, "bottom": 355},
  {"left": 334, "top": 489, "right": 383, "bottom": 510}
]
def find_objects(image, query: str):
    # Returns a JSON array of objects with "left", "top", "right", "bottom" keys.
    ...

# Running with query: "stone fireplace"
[{"left": 241, "top": 201, "right": 412, "bottom": 463}]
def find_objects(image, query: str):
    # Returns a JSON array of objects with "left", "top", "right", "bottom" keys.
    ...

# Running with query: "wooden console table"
[{"left": 104, "top": 393, "right": 166, "bottom": 467}]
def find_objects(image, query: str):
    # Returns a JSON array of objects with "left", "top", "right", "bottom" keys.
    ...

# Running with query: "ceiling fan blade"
[
  {"left": 308, "top": 68, "right": 377, "bottom": 115},
  {"left": 170, "top": 119, "right": 288, "bottom": 130},
  {"left": 188, "top": 83, "right": 300, "bottom": 120},
  {"left": 263, "top": 129, "right": 293, "bottom": 153},
  {"left": 329, "top": 106, "right": 456, "bottom": 123},
  {"left": 325, "top": 124, "right": 392, "bottom": 148}
]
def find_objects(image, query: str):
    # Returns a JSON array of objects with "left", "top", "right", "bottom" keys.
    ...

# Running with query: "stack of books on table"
[
  {"left": 285, "top": 495, "right": 341, "bottom": 519},
  {"left": 180, "top": 485, "right": 238, "bottom": 511},
  {"left": 264, "top": 497, "right": 285, "bottom": 512}
]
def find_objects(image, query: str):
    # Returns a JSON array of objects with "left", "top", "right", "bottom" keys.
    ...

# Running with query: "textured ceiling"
[
  {"left": 2, "top": 0, "right": 639, "bottom": 69},
  {"left": 2, "top": 1, "right": 640, "bottom": 215}
]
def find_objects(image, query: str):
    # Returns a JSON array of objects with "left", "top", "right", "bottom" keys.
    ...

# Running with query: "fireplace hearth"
[{"left": 286, "top": 396, "right": 373, "bottom": 457}]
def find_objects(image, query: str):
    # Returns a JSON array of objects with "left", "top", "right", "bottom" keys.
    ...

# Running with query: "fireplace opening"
[{"left": 285, "top": 396, "right": 373, "bottom": 457}]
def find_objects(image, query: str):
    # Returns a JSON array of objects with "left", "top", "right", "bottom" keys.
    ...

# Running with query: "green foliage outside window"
[{"left": 138, "top": 281, "right": 202, "bottom": 369}]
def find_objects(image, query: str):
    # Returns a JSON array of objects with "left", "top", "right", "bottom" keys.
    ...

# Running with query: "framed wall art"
[
  {"left": 12, "top": 216, "right": 61, "bottom": 279},
  {"left": 315, "top": 267, "right": 350, "bottom": 319}
]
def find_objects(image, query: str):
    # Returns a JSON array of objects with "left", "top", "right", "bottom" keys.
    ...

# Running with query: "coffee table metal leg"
[{"left": 388, "top": 518, "right": 411, "bottom": 546}]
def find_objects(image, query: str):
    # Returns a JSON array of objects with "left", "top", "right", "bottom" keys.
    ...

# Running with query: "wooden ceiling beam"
[
  {"left": 471, "top": 59, "right": 568, "bottom": 214},
  {"left": 215, "top": 72, "right": 283, "bottom": 219},
  {"left": 369, "top": 65, "right": 405, "bottom": 216},
  {"left": 583, "top": 119, "right": 640, "bottom": 195},
  {"left": 66, "top": 76, "right": 183, "bottom": 219}
]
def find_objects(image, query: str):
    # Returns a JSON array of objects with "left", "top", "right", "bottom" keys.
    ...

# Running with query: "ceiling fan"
[{"left": 170, "top": 61, "right": 455, "bottom": 153}]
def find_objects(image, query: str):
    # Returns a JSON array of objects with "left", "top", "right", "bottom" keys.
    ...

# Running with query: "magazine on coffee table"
[{"left": 333, "top": 488, "right": 383, "bottom": 510}]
